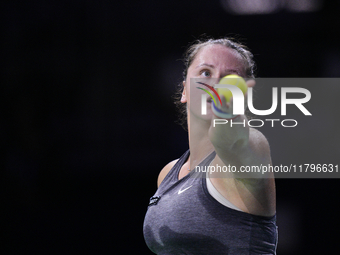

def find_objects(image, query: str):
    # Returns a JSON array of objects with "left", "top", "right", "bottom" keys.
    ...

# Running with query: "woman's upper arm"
[{"left": 213, "top": 127, "right": 272, "bottom": 180}]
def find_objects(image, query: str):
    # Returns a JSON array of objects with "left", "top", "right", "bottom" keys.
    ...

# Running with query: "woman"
[{"left": 143, "top": 38, "right": 278, "bottom": 254}]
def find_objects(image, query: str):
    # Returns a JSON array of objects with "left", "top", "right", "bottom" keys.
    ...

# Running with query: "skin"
[{"left": 158, "top": 44, "right": 276, "bottom": 217}]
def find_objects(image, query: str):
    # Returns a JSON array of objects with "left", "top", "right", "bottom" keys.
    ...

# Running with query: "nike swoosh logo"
[{"left": 178, "top": 185, "right": 193, "bottom": 194}]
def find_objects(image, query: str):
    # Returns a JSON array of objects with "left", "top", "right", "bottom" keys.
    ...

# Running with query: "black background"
[{"left": 2, "top": 0, "right": 340, "bottom": 254}]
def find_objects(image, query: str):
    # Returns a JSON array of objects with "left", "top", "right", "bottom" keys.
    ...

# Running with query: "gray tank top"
[{"left": 143, "top": 150, "right": 278, "bottom": 254}]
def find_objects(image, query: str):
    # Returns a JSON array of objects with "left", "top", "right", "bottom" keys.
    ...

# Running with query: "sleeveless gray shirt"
[{"left": 143, "top": 150, "right": 278, "bottom": 254}]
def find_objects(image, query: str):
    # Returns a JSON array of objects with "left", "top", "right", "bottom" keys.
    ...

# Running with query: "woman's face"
[{"left": 181, "top": 44, "right": 246, "bottom": 120}]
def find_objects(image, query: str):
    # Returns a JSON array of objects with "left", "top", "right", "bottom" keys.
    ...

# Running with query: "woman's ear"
[{"left": 180, "top": 81, "right": 187, "bottom": 103}]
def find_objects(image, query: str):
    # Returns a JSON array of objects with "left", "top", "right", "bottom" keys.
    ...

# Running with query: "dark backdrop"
[{"left": 2, "top": 1, "right": 340, "bottom": 254}]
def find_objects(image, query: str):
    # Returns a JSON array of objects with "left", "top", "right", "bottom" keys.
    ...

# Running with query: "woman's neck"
[{"left": 187, "top": 113, "right": 215, "bottom": 170}]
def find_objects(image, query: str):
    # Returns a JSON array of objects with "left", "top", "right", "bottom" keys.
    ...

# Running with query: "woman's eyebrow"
[
  {"left": 195, "top": 63, "right": 239, "bottom": 73},
  {"left": 195, "top": 63, "right": 215, "bottom": 69}
]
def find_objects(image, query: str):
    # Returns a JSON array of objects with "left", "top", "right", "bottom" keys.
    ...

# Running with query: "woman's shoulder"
[
  {"left": 157, "top": 159, "right": 179, "bottom": 187},
  {"left": 248, "top": 127, "right": 271, "bottom": 157},
  {"left": 249, "top": 127, "right": 268, "bottom": 141}
]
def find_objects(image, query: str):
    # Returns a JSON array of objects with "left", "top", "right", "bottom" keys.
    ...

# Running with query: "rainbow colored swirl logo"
[{"left": 196, "top": 82, "right": 222, "bottom": 106}]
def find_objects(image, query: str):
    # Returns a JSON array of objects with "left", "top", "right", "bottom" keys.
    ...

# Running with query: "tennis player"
[{"left": 143, "top": 37, "right": 278, "bottom": 254}]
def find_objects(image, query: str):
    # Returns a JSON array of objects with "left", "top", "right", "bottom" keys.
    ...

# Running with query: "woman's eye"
[{"left": 201, "top": 70, "right": 211, "bottom": 77}]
